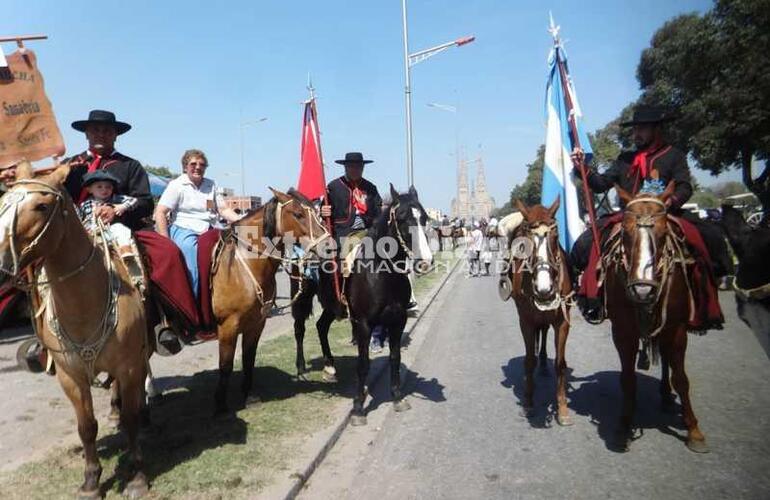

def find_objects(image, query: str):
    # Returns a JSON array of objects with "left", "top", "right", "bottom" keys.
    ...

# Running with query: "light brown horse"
[
  {"left": 605, "top": 183, "right": 707, "bottom": 452},
  {"left": 0, "top": 162, "right": 150, "bottom": 498},
  {"left": 211, "top": 188, "right": 328, "bottom": 413},
  {"left": 506, "top": 197, "right": 573, "bottom": 425}
]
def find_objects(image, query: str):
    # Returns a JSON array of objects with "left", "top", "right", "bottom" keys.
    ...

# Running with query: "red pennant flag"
[{"left": 297, "top": 100, "right": 326, "bottom": 200}]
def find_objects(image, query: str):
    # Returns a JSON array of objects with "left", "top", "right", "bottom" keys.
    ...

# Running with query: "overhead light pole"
[
  {"left": 401, "top": 0, "right": 474, "bottom": 187},
  {"left": 239, "top": 116, "right": 268, "bottom": 196}
]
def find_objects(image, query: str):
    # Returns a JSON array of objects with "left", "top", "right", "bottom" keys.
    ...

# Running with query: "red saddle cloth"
[
  {"left": 0, "top": 284, "right": 23, "bottom": 327},
  {"left": 580, "top": 214, "right": 723, "bottom": 329}
]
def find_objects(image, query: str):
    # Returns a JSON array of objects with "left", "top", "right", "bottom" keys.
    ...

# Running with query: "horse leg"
[
  {"left": 350, "top": 319, "right": 371, "bottom": 426},
  {"left": 538, "top": 327, "right": 549, "bottom": 376},
  {"left": 241, "top": 318, "right": 265, "bottom": 407},
  {"left": 57, "top": 367, "right": 102, "bottom": 498},
  {"left": 612, "top": 326, "right": 638, "bottom": 451},
  {"left": 214, "top": 317, "right": 239, "bottom": 415},
  {"left": 317, "top": 308, "right": 337, "bottom": 382},
  {"left": 662, "top": 326, "right": 709, "bottom": 453},
  {"left": 118, "top": 366, "right": 149, "bottom": 498},
  {"left": 659, "top": 346, "right": 676, "bottom": 413},
  {"left": 554, "top": 320, "right": 572, "bottom": 426},
  {"left": 519, "top": 319, "right": 537, "bottom": 418},
  {"left": 293, "top": 314, "right": 308, "bottom": 378},
  {"left": 109, "top": 378, "right": 121, "bottom": 426},
  {"left": 389, "top": 316, "right": 411, "bottom": 412}
]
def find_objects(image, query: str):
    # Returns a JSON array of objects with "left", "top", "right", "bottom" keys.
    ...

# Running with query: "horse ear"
[
  {"left": 390, "top": 183, "right": 399, "bottom": 202},
  {"left": 660, "top": 180, "right": 676, "bottom": 203},
  {"left": 514, "top": 199, "right": 529, "bottom": 219},
  {"left": 615, "top": 184, "right": 633, "bottom": 205},
  {"left": 46, "top": 161, "right": 72, "bottom": 186},
  {"left": 14, "top": 160, "right": 34, "bottom": 180},
  {"left": 269, "top": 186, "right": 289, "bottom": 201},
  {"left": 408, "top": 185, "right": 418, "bottom": 200},
  {"left": 547, "top": 195, "right": 560, "bottom": 219}
]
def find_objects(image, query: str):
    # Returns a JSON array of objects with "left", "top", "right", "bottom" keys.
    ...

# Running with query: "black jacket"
[
  {"left": 64, "top": 150, "right": 153, "bottom": 231},
  {"left": 327, "top": 176, "right": 382, "bottom": 237},
  {"left": 585, "top": 145, "right": 692, "bottom": 211}
]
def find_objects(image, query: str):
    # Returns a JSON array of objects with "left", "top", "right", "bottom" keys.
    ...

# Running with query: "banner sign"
[{"left": 0, "top": 49, "right": 64, "bottom": 167}]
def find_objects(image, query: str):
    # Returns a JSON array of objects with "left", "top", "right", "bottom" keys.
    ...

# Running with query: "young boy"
[{"left": 78, "top": 170, "right": 143, "bottom": 281}]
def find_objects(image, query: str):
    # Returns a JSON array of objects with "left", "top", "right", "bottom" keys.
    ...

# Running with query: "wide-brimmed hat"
[
  {"left": 72, "top": 110, "right": 132, "bottom": 135},
  {"left": 620, "top": 105, "right": 675, "bottom": 127},
  {"left": 335, "top": 152, "right": 373, "bottom": 165},
  {"left": 82, "top": 170, "right": 120, "bottom": 188}
]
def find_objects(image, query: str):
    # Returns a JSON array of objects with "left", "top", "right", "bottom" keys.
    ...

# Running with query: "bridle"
[
  {"left": 511, "top": 220, "right": 568, "bottom": 312},
  {"left": 0, "top": 179, "right": 96, "bottom": 289},
  {"left": 388, "top": 202, "right": 416, "bottom": 261},
  {"left": 621, "top": 197, "right": 668, "bottom": 304}
]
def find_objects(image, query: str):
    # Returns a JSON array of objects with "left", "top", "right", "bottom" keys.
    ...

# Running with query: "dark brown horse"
[
  {"left": 604, "top": 183, "right": 708, "bottom": 452},
  {"left": 506, "top": 197, "right": 573, "bottom": 425}
]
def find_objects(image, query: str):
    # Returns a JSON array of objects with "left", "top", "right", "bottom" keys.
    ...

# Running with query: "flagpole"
[
  {"left": 307, "top": 79, "right": 343, "bottom": 302},
  {"left": 552, "top": 38, "right": 601, "bottom": 256}
]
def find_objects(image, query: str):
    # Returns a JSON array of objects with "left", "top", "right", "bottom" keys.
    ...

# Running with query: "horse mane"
[{"left": 236, "top": 197, "right": 278, "bottom": 239}]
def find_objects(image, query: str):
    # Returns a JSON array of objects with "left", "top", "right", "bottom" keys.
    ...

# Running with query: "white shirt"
[
  {"left": 468, "top": 228, "right": 484, "bottom": 252},
  {"left": 158, "top": 175, "right": 221, "bottom": 234}
]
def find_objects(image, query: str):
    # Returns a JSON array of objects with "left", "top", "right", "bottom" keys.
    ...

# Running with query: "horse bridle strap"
[{"left": 388, "top": 203, "right": 415, "bottom": 260}]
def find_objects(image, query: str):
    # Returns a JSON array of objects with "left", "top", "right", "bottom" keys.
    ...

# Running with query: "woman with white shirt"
[{"left": 154, "top": 149, "right": 240, "bottom": 298}]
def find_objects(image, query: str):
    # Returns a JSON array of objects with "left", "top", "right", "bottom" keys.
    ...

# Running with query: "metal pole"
[{"left": 401, "top": 0, "right": 415, "bottom": 187}]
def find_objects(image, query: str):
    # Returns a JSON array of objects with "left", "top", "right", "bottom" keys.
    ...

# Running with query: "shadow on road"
[{"left": 502, "top": 356, "right": 688, "bottom": 451}]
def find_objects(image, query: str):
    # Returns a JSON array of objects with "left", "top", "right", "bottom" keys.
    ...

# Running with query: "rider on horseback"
[{"left": 569, "top": 105, "right": 728, "bottom": 330}]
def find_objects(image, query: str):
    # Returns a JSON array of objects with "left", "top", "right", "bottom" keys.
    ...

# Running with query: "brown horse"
[
  {"left": 506, "top": 197, "right": 573, "bottom": 425},
  {"left": 0, "top": 162, "right": 150, "bottom": 498},
  {"left": 604, "top": 183, "right": 708, "bottom": 452},
  {"left": 211, "top": 188, "right": 328, "bottom": 413}
]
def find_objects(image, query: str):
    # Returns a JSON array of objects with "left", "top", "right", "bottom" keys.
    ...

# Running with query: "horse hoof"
[
  {"left": 519, "top": 406, "right": 535, "bottom": 418},
  {"left": 393, "top": 399, "right": 411, "bottom": 412},
  {"left": 322, "top": 365, "right": 337, "bottom": 383},
  {"left": 77, "top": 487, "right": 101, "bottom": 500},
  {"left": 125, "top": 472, "right": 149, "bottom": 499},
  {"left": 612, "top": 431, "right": 631, "bottom": 453},
  {"left": 686, "top": 438, "right": 710, "bottom": 454},
  {"left": 556, "top": 413, "right": 573, "bottom": 427},
  {"left": 350, "top": 414, "right": 367, "bottom": 426}
]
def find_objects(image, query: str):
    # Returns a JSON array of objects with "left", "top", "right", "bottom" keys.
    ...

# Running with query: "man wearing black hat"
[
  {"left": 64, "top": 110, "right": 153, "bottom": 230},
  {"left": 321, "top": 152, "right": 382, "bottom": 238},
  {"left": 569, "top": 105, "right": 727, "bottom": 330}
]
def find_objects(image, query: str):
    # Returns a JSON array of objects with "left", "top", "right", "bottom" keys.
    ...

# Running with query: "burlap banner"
[{"left": 0, "top": 49, "right": 64, "bottom": 168}]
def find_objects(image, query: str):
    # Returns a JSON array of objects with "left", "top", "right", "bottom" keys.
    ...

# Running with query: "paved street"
[{"left": 302, "top": 261, "right": 770, "bottom": 500}]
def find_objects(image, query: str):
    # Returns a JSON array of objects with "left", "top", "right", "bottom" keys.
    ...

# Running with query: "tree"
[
  {"left": 588, "top": 118, "right": 622, "bottom": 168},
  {"left": 144, "top": 165, "right": 174, "bottom": 178},
  {"left": 509, "top": 145, "right": 545, "bottom": 207},
  {"left": 632, "top": 0, "right": 770, "bottom": 212}
]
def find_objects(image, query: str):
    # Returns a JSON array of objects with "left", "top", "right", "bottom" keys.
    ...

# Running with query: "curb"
[{"left": 282, "top": 256, "right": 462, "bottom": 500}]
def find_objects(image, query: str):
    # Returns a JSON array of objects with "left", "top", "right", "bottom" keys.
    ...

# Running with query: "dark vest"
[{"left": 326, "top": 176, "right": 382, "bottom": 237}]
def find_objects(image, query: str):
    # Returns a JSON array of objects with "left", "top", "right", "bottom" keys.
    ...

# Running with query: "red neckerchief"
[
  {"left": 628, "top": 141, "right": 663, "bottom": 181},
  {"left": 349, "top": 179, "right": 368, "bottom": 216},
  {"left": 77, "top": 149, "right": 107, "bottom": 203}
]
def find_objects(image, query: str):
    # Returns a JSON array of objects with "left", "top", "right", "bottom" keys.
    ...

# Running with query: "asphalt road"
[{"left": 301, "top": 261, "right": 770, "bottom": 500}]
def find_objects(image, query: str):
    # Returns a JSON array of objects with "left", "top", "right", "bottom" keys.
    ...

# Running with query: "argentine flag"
[{"left": 542, "top": 44, "right": 592, "bottom": 251}]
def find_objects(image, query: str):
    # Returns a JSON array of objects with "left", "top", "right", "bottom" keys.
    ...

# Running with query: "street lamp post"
[
  {"left": 401, "top": 0, "right": 474, "bottom": 187},
  {"left": 239, "top": 116, "right": 268, "bottom": 196}
]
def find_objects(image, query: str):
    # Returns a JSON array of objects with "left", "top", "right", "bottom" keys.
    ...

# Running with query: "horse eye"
[{"left": 33, "top": 203, "right": 49, "bottom": 212}]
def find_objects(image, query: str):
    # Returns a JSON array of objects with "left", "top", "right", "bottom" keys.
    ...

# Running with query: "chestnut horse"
[
  {"left": 604, "top": 183, "right": 707, "bottom": 452},
  {"left": 0, "top": 162, "right": 150, "bottom": 498},
  {"left": 506, "top": 197, "right": 573, "bottom": 425},
  {"left": 211, "top": 188, "right": 328, "bottom": 413}
]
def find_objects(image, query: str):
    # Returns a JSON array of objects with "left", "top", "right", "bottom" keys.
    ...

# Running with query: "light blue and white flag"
[{"left": 541, "top": 42, "right": 592, "bottom": 251}]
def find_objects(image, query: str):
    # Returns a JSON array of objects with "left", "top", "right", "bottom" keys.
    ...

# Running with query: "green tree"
[
  {"left": 632, "top": 0, "right": 770, "bottom": 211},
  {"left": 588, "top": 118, "right": 622, "bottom": 168},
  {"left": 144, "top": 165, "right": 174, "bottom": 178},
  {"left": 690, "top": 189, "right": 719, "bottom": 209},
  {"left": 509, "top": 144, "right": 545, "bottom": 207}
]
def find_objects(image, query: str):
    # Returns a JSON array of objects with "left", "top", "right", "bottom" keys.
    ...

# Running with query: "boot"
[{"left": 119, "top": 245, "right": 145, "bottom": 294}]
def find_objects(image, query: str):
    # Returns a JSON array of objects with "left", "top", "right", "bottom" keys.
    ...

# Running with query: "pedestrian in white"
[{"left": 467, "top": 222, "right": 484, "bottom": 277}]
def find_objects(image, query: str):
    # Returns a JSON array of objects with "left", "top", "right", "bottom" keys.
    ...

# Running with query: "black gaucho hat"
[
  {"left": 72, "top": 110, "right": 132, "bottom": 135},
  {"left": 620, "top": 105, "right": 675, "bottom": 127},
  {"left": 335, "top": 152, "right": 373, "bottom": 165},
  {"left": 82, "top": 170, "right": 120, "bottom": 188}
]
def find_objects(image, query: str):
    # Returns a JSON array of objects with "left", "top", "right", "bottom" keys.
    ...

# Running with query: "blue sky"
[{"left": 6, "top": 0, "right": 732, "bottom": 212}]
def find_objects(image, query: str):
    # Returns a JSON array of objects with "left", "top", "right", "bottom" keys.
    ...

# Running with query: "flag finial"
[
  {"left": 548, "top": 12, "right": 561, "bottom": 45},
  {"left": 307, "top": 72, "right": 315, "bottom": 100}
]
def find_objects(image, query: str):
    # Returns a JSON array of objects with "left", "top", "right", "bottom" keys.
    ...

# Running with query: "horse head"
[
  {"left": 266, "top": 187, "right": 329, "bottom": 254},
  {"left": 388, "top": 184, "right": 434, "bottom": 275},
  {"left": 0, "top": 160, "right": 73, "bottom": 285},
  {"left": 616, "top": 181, "right": 675, "bottom": 304},
  {"left": 721, "top": 204, "right": 770, "bottom": 293},
  {"left": 514, "top": 196, "right": 561, "bottom": 304}
]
